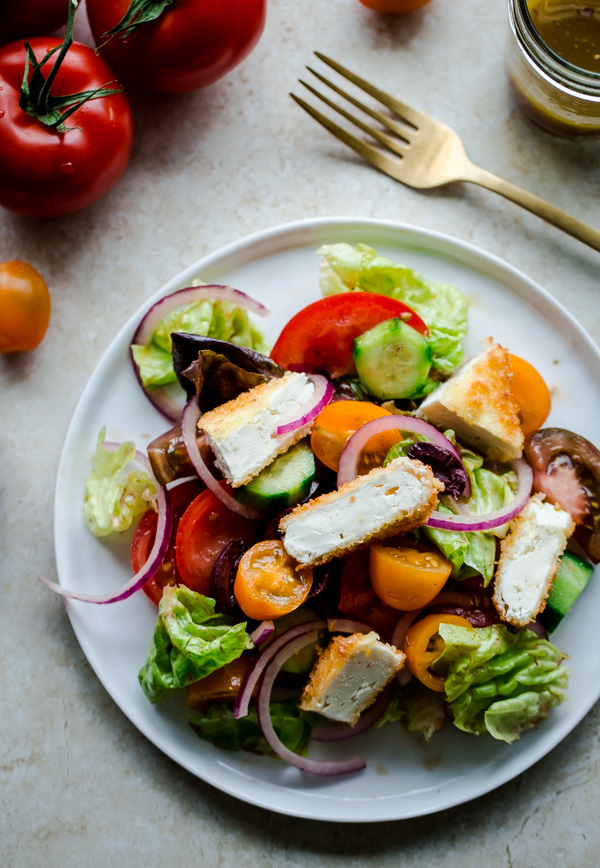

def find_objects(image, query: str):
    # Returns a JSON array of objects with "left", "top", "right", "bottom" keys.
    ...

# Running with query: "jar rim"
[{"left": 510, "top": 0, "right": 600, "bottom": 93}]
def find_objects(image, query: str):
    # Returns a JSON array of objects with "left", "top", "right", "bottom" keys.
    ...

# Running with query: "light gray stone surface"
[{"left": 2, "top": 1, "right": 600, "bottom": 866}]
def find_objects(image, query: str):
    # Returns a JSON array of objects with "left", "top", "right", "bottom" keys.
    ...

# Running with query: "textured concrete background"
[{"left": 1, "top": 1, "right": 600, "bottom": 866}]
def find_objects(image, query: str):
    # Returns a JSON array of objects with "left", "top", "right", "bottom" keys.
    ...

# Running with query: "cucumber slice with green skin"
[
  {"left": 353, "top": 317, "right": 432, "bottom": 400},
  {"left": 235, "top": 440, "right": 316, "bottom": 513},
  {"left": 539, "top": 551, "right": 593, "bottom": 633}
]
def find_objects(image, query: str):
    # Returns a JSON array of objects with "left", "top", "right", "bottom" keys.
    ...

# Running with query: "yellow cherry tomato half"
[
  {"left": 509, "top": 354, "right": 552, "bottom": 437},
  {"left": 358, "top": 0, "right": 434, "bottom": 11},
  {"left": 311, "top": 400, "right": 401, "bottom": 472},
  {"left": 0, "top": 260, "right": 51, "bottom": 353},
  {"left": 370, "top": 544, "right": 452, "bottom": 611},
  {"left": 403, "top": 614, "right": 474, "bottom": 692},
  {"left": 234, "top": 539, "right": 313, "bottom": 620}
]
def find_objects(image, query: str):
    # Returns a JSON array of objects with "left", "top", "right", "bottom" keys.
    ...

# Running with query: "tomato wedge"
[{"left": 270, "top": 292, "right": 428, "bottom": 379}]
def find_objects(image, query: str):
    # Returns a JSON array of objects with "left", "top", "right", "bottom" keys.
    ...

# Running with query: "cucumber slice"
[
  {"left": 353, "top": 317, "right": 432, "bottom": 400},
  {"left": 539, "top": 551, "right": 593, "bottom": 633},
  {"left": 236, "top": 440, "right": 315, "bottom": 512}
]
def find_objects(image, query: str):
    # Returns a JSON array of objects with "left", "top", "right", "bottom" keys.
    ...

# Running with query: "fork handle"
[{"left": 463, "top": 164, "right": 600, "bottom": 253}]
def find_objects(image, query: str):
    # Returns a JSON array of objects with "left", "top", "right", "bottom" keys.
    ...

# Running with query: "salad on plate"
[{"left": 42, "top": 242, "right": 600, "bottom": 777}]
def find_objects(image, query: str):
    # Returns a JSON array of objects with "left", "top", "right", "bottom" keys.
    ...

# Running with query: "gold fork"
[{"left": 291, "top": 53, "right": 600, "bottom": 254}]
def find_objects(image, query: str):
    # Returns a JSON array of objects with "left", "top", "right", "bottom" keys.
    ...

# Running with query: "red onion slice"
[
  {"left": 426, "top": 458, "right": 533, "bottom": 532},
  {"left": 275, "top": 375, "right": 333, "bottom": 436},
  {"left": 311, "top": 683, "right": 393, "bottom": 742},
  {"left": 130, "top": 285, "right": 271, "bottom": 422},
  {"left": 337, "top": 415, "right": 470, "bottom": 497},
  {"left": 391, "top": 610, "right": 422, "bottom": 687},
  {"left": 181, "top": 398, "right": 263, "bottom": 520},
  {"left": 256, "top": 631, "right": 366, "bottom": 776},
  {"left": 39, "top": 445, "right": 172, "bottom": 604},
  {"left": 250, "top": 620, "right": 275, "bottom": 646},
  {"left": 234, "top": 620, "right": 327, "bottom": 719},
  {"left": 327, "top": 617, "right": 376, "bottom": 635}
]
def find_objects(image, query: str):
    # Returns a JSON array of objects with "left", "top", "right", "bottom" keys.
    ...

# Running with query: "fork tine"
[
  {"left": 306, "top": 66, "right": 411, "bottom": 145},
  {"left": 314, "top": 52, "right": 425, "bottom": 130},
  {"left": 290, "top": 93, "right": 402, "bottom": 177},
  {"left": 299, "top": 79, "right": 407, "bottom": 158}
]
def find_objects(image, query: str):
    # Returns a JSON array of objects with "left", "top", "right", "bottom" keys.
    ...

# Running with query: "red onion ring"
[
  {"left": 234, "top": 620, "right": 327, "bottom": 720},
  {"left": 327, "top": 617, "right": 376, "bottom": 635},
  {"left": 181, "top": 398, "right": 263, "bottom": 520},
  {"left": 275, "top": 375, "right": 333, "bottom": 436},
  {"left": 256, "top": 631, "right": 367, "bottom": 776},
  {"left": 426, "top": 458, "right": 533, "bottom": 532},
  {"left": 391, "top": 610, "right": 422, "bottom": 687},
  {"left": 130, "top": 285, "right": 271, "bottom": 422},
  {"left": 311, "top": 683, "right": 394, "bottom": 742},
  {"left": 250, "top": 620, "right": 275, "bottom": 646},
  {"left": 39, "top": 444, "right": 172, "bottom": 604},
  {"left": 337, "top": 415, "right": 470, "bottom": 498}
]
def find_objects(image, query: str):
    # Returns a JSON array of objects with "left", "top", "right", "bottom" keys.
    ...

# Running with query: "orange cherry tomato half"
[
  {"left": 311, "top": 400, "right": 402, "bottom": 472},
  {"left": 175, "top": 488, "right": 258, "bottom": 597},
  {"left": 370, "top": 544, "right": 452, "bottom": 611},
  {"left": 509, "top": 354, "right": 552, "bottom": 437},
  {"left": 358, "top": 0, "right": 433, "bottom": 11},
  {"left": 403, "top": 614, "right": 473, "bottom": 692},
  {"left": 0, "top": 260, "right": 51, "bottom": 352},
  {"left": 185, "top": 657, "right": 252, "bottom": 709},
  {"left": 234, "top": 539, "right": 313, "bottom": 620}
]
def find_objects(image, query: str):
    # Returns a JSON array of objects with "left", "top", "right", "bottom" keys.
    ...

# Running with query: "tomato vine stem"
[{"left": 101, "top": 0, "right": 175, "bottom": 41}]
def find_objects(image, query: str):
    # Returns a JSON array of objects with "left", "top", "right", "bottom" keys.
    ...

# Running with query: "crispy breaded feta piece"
[
  {"left": 280, "top": 456, "right": 442, "bottom": 567},
  {"left": 300, "top": 631, "right": 405, "bottom": 725},
  {"left": 416, "top": 338, "right": 524, "bottom": 462},
  {"left": 493, "top": 494, "right": 575, "bottom": 627},
  {"left": 199, "top": 371, "right": 315, "bottom": 487}
]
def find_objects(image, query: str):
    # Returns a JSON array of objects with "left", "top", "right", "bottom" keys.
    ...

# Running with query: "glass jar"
[{"left": 507, "top": 0, "right": 600, "bottom": 137}]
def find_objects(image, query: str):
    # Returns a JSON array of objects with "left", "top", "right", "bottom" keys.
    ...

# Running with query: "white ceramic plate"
[{"left": 54, "top": 217, "right": 600, "bottom": 823}]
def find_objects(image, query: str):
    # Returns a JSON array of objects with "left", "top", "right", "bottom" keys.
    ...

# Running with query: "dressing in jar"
[{"left": 507, "top": 0, "right": 600, "bottom": 136}]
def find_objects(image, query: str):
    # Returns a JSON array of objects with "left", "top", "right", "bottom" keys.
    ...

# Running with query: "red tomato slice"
[
  {"left": 270, "top": 292, "right": 428, "bottom": 379},
  {"left": 131, "top": 479, "right": 203, "bottom": 606},
  {"left": 174, "top": 489, "right": 259, "bottom": 597}
]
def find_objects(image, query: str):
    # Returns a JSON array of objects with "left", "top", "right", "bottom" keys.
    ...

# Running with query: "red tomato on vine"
[
  {"left": 0, "top": 1, "right": 133, "bottom": 218},
  {"left": 86, "top": 0, "right": 267, "bottom": 94}
]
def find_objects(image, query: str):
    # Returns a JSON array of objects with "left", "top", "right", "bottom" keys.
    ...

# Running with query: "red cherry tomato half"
[
  {"left": 131, "top": 478, "right": 203, "bottom": 605},
  {"left": 87, "top": 0, "right": 266, "bottom": 94},
  {"left": 0, "top": 39, "right": 133, "bottom": 217},
  {"left": 0, "top": 0, "right": 69, "bottom": 44},
  {"left": 174, "top": 488, "right": 259, "bottom": 597},
  {"left": 270, "top": 292, "right": 428, "bottom": 379}
]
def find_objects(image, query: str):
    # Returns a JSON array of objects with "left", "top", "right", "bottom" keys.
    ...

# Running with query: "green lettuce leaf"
[
  {"left": 83, "top": 428, "right": 156, "bottom": 538},
  {"left": 318, "top": 242, "right": 469, "bottom": 392},
  {"left": 433, "top": 624, "right": 568, "bottom": 743},
  {"left": 189, "top": 700, "right": 313, "bottom": 756},
  {"left": 419, "top": 442, "right": 517, "bottom": 585},
  {"left": 131, "top": 296, "right": 269, "bottom": 389},
  {"left": 375, "top": 682, "right": 445, "bottom": 742},
  {"left": 139, "top": 586, "right": 254, "bottom": 703}
]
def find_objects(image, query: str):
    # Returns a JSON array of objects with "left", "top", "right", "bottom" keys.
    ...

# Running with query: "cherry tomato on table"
[
  {"left": 0, "top": 38, "right": 133, "bottom": 217},
  {"left": 87, "top": 0, "right": 266, "bottom": 94},
  {"left": 0, "top": 260, "right": 51, "bottom": 352},
  {"left": 0, "top": 0, "right": 69, "bottom": 44},
  {"left": 271, "top": 293, "right": 428, "bottom": 379}
]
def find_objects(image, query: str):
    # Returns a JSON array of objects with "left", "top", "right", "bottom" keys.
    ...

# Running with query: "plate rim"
[{"left": 54, "top": 216, "right": 600, "bottom": 822}]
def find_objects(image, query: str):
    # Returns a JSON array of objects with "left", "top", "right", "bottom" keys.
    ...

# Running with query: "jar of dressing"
[{"left": 507, "top": 0, "right": 600, "bottom": 136}]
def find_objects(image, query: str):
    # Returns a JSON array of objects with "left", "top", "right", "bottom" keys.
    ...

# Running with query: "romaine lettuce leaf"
[
  {"left": 83, "top": 428, "right": 156, "bottom": 538},
  {"left": 375, "top": 682, "right": 445, "bottom": 741},
  {"left": 189, "top": 700, "right": 313, "bottom": 756},
  {"left": 433, "top": 623, "right": 568, "bottom": 743},
  {"left": 132, "top": 296, "right": 269, "bottom": 389},
  {"left": 318, "top": 242, "right": 469, "bottom": 391},
  {"left": 139, "top": 586, "right": 254, "bottom": 703}
]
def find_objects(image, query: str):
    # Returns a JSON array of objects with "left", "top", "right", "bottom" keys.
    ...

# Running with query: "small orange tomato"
[
  {"left": 509, "top": 354, "right": 552, "bottom": 437},
  {"left": 185, "top": 657, "right": 252, "bottom": 709},
  {"left": 0, "top": 260, "right": 51, "bottom": 353},
  {"left": 403, "top": 614, "right": 473, "bottom": 692},
  {"left": 370, "top": 544, "right": 452, "bottom": 611},
  {"left": 311, "top": 400, "right": 400, "bottom": 472},
  {"left": 358, "top": 0, "right": 434, "bottom": 11},
  {"left": 234, "top": 539, "right": 313, "bottom": 620}
]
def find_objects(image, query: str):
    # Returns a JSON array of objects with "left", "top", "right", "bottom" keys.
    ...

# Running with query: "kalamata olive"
[{"left": 525, "top": 428, "right": 600, "bottom": 562}]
